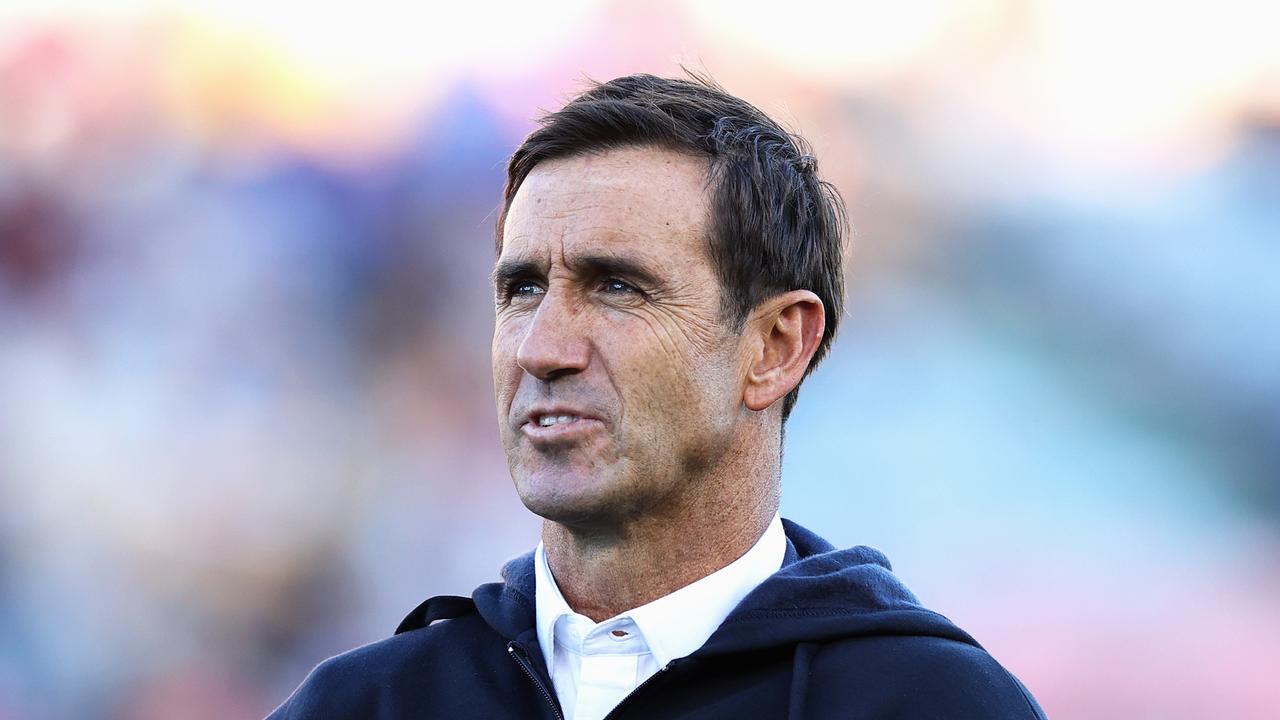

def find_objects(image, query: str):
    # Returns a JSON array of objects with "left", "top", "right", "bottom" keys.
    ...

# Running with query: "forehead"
[{"left": 499, "top": 146, "right": 713, "bottom": 269}]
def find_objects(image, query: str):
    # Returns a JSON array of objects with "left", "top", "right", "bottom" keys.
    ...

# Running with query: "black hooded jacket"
[{"left": 269, "top": 520, "right": 1047, "bottom": 719}]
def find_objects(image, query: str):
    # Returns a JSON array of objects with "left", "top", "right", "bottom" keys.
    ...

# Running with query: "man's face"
[{"left": 492, "top": 146, "right": 745, "bottom": 528}]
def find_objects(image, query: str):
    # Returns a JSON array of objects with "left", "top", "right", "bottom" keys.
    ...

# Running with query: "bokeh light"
[{"left": 1, "top": 1, "right": 1277, "bottom": 718}]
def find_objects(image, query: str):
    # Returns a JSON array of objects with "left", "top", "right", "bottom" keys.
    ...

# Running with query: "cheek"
[
  {"left": 491, "top": 323, "right": 524, "bottom": 401},
  {"left": 616, "top": 319, "right": 736, "bottom": 418}
]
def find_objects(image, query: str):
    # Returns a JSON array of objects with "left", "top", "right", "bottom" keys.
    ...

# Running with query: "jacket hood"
[
  {"left": 457, "top": 518, "right": 980, "bottom": 657},
  {"left": 694, "top": 519, "right": 980, "bottom": 657}
]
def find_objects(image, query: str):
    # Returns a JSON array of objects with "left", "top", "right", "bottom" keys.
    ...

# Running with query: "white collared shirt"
[{"left": 533, "top": 514, "right": 786, "bottom": 720}]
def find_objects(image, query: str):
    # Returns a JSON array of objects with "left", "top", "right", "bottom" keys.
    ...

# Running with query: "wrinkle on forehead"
[{"left": 498, "top": 147, "right": 714, "bottom": 270}]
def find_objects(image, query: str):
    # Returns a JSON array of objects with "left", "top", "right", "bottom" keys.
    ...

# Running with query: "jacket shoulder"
[
  {"left": 267, "top": 611, "right": 495, "bottom": 719},
  {"left": 808, "top": 634, "right": 1046, "bottom": 719}
]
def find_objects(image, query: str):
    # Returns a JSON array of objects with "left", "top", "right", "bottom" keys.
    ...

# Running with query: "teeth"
[{"left": 538, "top": 414, "right": 579, "bottom": 427}]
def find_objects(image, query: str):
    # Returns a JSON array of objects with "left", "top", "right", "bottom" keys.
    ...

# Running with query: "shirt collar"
[{"left": 534, "top": 513, "right": 786, "bottom": 673}]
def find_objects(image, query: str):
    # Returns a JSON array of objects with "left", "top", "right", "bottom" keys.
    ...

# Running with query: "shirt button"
[{"left": 610, "top": 629, "right": 628, "bottom": 638}]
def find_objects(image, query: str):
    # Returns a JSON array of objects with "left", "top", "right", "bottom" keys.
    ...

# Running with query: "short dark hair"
[{"left": 497, "top": 73, "right": 846, "bottom": 422}]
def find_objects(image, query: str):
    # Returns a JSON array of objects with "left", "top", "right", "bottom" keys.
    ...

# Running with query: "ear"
[{"left": 743, "top": 290, "right": 826, "bottom": 412}]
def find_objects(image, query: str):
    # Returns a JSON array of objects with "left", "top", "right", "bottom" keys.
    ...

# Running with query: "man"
[{"left": 270, "top": 74, "right": 1047, "bottom": 719}]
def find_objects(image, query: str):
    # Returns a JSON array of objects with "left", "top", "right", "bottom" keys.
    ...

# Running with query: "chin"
[
  {"left": 515, "top": 473, "right": 607, "bottom": 522},
  {"left": 511, "top": 465, "right": 650, "bottom": 530}
]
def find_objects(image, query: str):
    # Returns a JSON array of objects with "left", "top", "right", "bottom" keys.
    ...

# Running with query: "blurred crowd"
[{"left": 1, "top": 4, "right": 1277, "bottom": 718}]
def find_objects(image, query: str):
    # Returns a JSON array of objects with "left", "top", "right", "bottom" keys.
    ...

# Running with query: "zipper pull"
[{"left": 507, "top": 642, "right": 564, "bottom": 720}]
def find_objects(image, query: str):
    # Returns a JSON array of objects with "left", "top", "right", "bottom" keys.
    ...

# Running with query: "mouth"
[
  {"left": 536, "top": 413, "right": 582, "bottom": 427},
  {"left": 520, "top": 410, "right": 603, "bottom": 443}
]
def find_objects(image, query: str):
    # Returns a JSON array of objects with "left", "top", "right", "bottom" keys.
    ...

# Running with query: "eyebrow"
[
  {"left": 491, "top": 259, "right": 541, "bottom": 290},
  {"left": 491, "top": 254, "right": 664, "bottom": 290}
]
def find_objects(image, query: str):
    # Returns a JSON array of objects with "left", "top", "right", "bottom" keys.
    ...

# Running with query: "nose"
[{"left": 515, "top": 289, "right": 590, "bottom": 382}]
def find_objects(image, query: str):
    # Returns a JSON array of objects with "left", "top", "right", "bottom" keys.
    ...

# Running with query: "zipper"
[
  {"left": 601, "top": 659, "right": 680, "bottom": 720},
  {"left": 507, "top": 642, "right": 565, "bottom": 720}
]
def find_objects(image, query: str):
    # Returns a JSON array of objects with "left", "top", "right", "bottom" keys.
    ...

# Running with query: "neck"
[{"left": 541, "top": 422, "right": 780, "bottom": 623}]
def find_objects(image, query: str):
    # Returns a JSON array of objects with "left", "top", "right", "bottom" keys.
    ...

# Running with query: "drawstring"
[{"left": 788, "top": 642, "right": 818, "bottom": 719}]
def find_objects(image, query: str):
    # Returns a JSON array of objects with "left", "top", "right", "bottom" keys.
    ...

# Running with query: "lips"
[
  {"left": 517, "top": 406, "right": 605, "bottom": 442},
  {"left": 537, "top": 413, "right": 580, "bottom": 427},
  {"left": 519, "top": 405, "right": 600, "bottom": 428}
]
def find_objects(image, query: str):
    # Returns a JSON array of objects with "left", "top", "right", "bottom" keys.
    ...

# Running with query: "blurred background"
[{"left": 1, "top": 1, "right": 1277, "bottom": 718}]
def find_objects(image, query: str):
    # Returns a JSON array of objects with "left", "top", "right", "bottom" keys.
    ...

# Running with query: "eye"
[
  {"left": 511, "top": 281, "right": 545, "bottom": 296},
  {"left": 601, "top": 278, "right": 640, "bottom": 295},
  {"left": 498, "top": 280, "right": 544, "bottom": 304}
]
